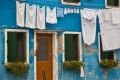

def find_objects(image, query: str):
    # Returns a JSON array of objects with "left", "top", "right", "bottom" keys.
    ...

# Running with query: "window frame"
[
  {"left": 62, "top": 32, "right": 82, "bottom": 62},
  {"left": 5, "top": 29, "right": 29, "bottom": 64},
  {"left": 105, "top": 0, "right": 120, "bottom": 8},
  {"left": 61, "top": 0, "right": 81, "bottom": 6},
  {"left": 98, "top": 33, "right": 116, "bottom": 62}
]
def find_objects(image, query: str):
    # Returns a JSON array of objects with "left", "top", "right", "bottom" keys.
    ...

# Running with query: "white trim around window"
[
  {"left": 5, "top": 29, "right": 29, "bottom": 64},
  {"left": 98, "top": 33, "right": 116, "bottom": 62},
  {"left": 62, "top": 32, "right": 82, "bottom": 62}
]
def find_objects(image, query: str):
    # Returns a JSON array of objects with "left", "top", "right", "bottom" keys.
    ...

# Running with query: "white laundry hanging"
[
  {"left": 104, "top": 9, "right": 111, "bottom": 21},
  {"left": 67, "top": 8, "right": 71, "bottom": 13},
  {"left": 36, "top": 6, "right": 45, "bottom": 29},
  {"left": 81, "top": 9, "right": 97, "bottom": 45},
  {"left": 73, "top": 8, "right": 77, "bottom": 13},
  {"left": 77, "top": 8, "right": 79, "bottom": 13},
  {"left": 111, "top": 8, "right": 120, "bottom": 24},
  {"left": 46, "top": 7, "right": 57, "bottom": 24},
  {"left": 98, "top": 9, "right": 120, "bottom": 51},
  {"left": 64, "top": 8, "right": 67, "bottom": 15},
  {"left": 57, "top": 7, "right": 64, "bottom": 17},
  {"left": 25, "top": 3, "right": 36, "bottom": 28},
  {"left": 16, "top": 1, "right": 25, "bottom": 27}
]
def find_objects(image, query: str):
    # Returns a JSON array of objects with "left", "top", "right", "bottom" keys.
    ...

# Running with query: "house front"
[{"left": 0, "top": 0, "right": 120, "bottom": 80}]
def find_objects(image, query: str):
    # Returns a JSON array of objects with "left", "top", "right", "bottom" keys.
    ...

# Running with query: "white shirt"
[
  {"left": 81, "top": 9, "right": 97, "bottom": 45},
  {"left": 46, "top": 7, "right": 57, "bottom": 24}
]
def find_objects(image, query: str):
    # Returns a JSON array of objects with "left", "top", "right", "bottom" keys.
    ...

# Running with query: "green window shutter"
[
  {"left": 65, "top": 34, "right": 79, "bottom": 61},
  {"left": 100, "top": 35, "right": 114, "bottom": 60},
  {"left": 7, "top": 32, "right": 26, "bottom": 62},
  {"left": 8, "top": 32, "right": 17, "bottom": 62}
]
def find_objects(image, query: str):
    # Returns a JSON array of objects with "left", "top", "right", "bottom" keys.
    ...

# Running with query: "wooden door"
[{"left": 36, "top": 33, "right": 52, "bottom": 80}]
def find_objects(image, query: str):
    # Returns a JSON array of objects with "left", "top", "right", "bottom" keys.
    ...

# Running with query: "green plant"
[
  {"left": 99, "top": 59, "right": 119, "bottom": 69},
  {"left": 63, "top": 61, "right": 83, "bottom": 71},
  {"left": 5, "top": 62, "right": 29, "bottom": 77}
]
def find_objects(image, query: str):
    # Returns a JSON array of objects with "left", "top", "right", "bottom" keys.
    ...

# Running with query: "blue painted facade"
[{"left": 0, "top": 0, "right": 120, "bottom": 80}]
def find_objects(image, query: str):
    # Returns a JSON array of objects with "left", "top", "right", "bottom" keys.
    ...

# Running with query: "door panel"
[{"left": 36, "top": 33, "right": 52, "bottom": 80}]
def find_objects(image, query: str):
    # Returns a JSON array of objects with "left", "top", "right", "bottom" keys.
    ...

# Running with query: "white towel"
[
  {"left": 67, "top": 8, "right": 71, "bottom": 13},
  {"left": 73, "top": 8, "right": 77, "bottom": 13},
  {"left": 81, "top": 9, "right": 97, "bottom": 45},
  {"left": 104, "top": 9, "right": 111, "bottom": 21},
  {"left": 77, "top": 8, "right": 79, "bottom": 13},
  {"left": 64, "top": 8, "right": 67, "bottom": 15},
  {"left": 57, "top": 7, "right": 64, "bottom": 17},
  {"left": 101, "top": 29, "right": 120, "bottom": 51},
  {"left": 16, "top": 1, "right": 25, "bottom": 27},
  {"left": 70, "top": 9, "right": 74, "bottom": 13},
  {"left": 98, "top": 10, "right": 105, "bottom": 24},
  {"left": 25, "top": 3, "right": 36, "bottom": 28},
  {"left": 111, "top": 8, "right": 120, "bottom": 24},
  {"left": 46, "top": 7, "right": 57, "bottom": 24},
  {"left": 80, "top": 66, "right": 85, "bottom": 77},
  {"left": 36, "top": 6, "right": 45, "bottom": 29}
]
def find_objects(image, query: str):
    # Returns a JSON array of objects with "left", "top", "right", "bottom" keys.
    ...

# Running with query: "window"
[
  {"left": 63, "top": 32, "right": 82, "bottom": 61},
  {"left": 61, "top": 0, "right": 81, "bottom": 6},
  {"left": 5, "top": 29, "right": 29, "bottom": 63},
  {"left": 106, "top": 0, "right": 120, "bottom": 8},
  {"left": 98, "top": 33, "right": 116, "bottom": 61}
]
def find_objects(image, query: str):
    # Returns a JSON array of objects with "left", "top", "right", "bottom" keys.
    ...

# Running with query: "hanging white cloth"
[
  {"left": 81, "top": 9, "right": 97, "bottom": 45},
  {"left": 77, "top": 8, "right": 79, "bottom": 13},
  {"left": 70, "top": 9, "right": 74, "bottom": 13},
  {"left": 25, "top": 3, "right": 36, "bottom": 28},
  {"left": 104, "top": 9, "right": 111, "bottom": 21},
  {"left": 46, "top": 7, "right": 57, "bottom": 24},
  {"left": 64, "top": 8, "right": 67, "bottom": 15},
  {"left": 36, "top": 6, "right": 45, "bottom": 29},
  {"left": 16, "top": 1, "right": 25, "bottom": 27},
  {"left": 67, "top": 8, "right": 71, "bottom": 13},
  {"left": 98, "top": 10, "right": 120, "bottom": 51},
  {"left": 101, "top": 29, "right": 120, "bottom": 51},
  {"left": 111, "top": 8, "right": 120, "bottom": 24},
  {"left": 80, "top": 66, "right": 85, "bottom": 77},
  {"left": 57, "top": 7, "right": 64, "bottom": 17},
  {"left": 73, "top": 8, "right": 77, "bottom": 13}
]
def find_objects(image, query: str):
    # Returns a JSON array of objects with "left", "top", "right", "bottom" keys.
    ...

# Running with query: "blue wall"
[{"left": 0, "top": 0, "right": 120, "bottom": 80}]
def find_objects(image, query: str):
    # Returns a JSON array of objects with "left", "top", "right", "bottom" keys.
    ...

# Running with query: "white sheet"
[
  {"left": 16, "top": 1, "right": 25, "bottom": 27},
  {"left": 25, "top": 3, "right": 36, "bottom": 28},
  {"left": 36, "top": 6, "right": 45, "bottom": 29}
]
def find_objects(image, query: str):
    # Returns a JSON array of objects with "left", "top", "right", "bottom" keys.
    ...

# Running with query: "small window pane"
[
  {"left": 65, "top": 34, "right": 79, "bottom": 61},
  {"left": 36, "top": 37, "right": 49, "bottom": 61},
  {"left": 107, "top": 0, "right": 119, "bottom": 6},
  {"left": 7, "top": 32, "right": 26, "bottom": 62},
  {"left": 100, "top": 35, "right": 114, "bottom": 60}
]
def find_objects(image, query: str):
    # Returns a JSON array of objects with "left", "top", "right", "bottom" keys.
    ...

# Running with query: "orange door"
[{"left": 36, "top": 33, "right": 52, "bottom": 80}]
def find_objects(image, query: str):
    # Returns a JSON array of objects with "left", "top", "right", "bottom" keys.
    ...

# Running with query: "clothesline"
[{"left": 14, "top": 0, "right": 105, "bottom": 7}]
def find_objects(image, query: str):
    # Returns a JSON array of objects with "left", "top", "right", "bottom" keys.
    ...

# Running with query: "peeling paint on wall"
[
  {"left": 57, "top": 36, "right": 64, "bottom": 54},
  {"left": 82, "top": 44, "right": 98, "bottom": 56}
]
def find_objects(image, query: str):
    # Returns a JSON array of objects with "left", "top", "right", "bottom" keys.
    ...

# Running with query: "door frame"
[{"left": 34, "top": 30, "right": 58, "bottom": 80}]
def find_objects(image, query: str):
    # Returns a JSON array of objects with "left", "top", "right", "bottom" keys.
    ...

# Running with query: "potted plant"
[
  {"left": 5, "top": 62, "right": 29, "bottom": 77},
  {"left": 63, "top": 60, "right": 83, "bottom": 71},
  {"left": 99, "top": 59, "right": 119, "bottom": 70}
]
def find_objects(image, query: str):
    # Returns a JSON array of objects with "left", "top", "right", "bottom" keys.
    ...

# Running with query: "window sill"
[
  {"left": 105, "top": 6, "right": 120, "bottom": 8},
  {"left": 61, "top": 2, "right": 81, "bottom": 6}
]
